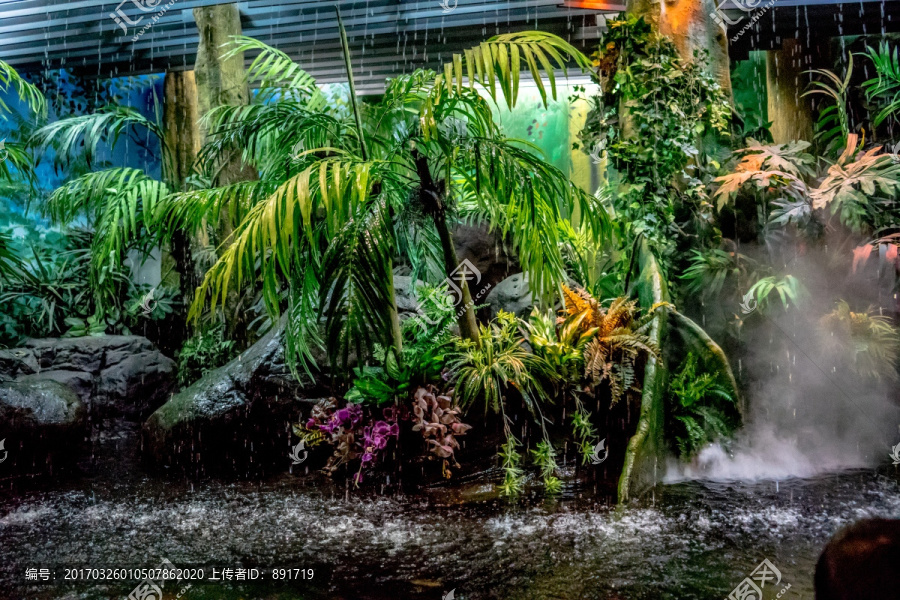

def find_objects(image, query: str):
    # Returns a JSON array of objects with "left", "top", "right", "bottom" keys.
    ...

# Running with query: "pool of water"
[{"left": 2, "top": 444, "right": 899, "bottom": 600}]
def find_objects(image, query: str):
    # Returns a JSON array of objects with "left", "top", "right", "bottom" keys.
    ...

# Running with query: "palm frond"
[
  {"left": 189, "top": 157, "right": 375, "bottom": 320},
  {"left": 460, "top": 138, "right": 611, "bottom": 303},
  {"left": 157, "top": 179, "right": 280, "bottom": 241},
  {"left": 433, "top": 31, "right": 593, "bottom": 109},
  {"left": 197, "top": 102, "right": 345, "bottom": 177},
  {"left": 320, "top": 198, "right": 396, "bottom": 371},
  {"left": 222, "top": 35, "right": 321, "bottom": 104},
  {"left": 0, "top": 60, "right": 46, "bottom": 117},
  {"left": 47, "top": 168, "right": 170, "bottom": 289},
  {"left": 32, "top": 106, "right": 167, "bottom": 169},
  {"left": 861, "top": 42, "right": 900, "bottom": 127}
]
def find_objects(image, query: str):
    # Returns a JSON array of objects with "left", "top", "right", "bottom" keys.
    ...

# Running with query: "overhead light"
[{"left": 562, "top": 0, "right": 626, "bottom": 10}]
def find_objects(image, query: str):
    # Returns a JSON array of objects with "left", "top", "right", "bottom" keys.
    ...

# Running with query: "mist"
[{"left": 667, "top": 241, "right": 900, "bottom": 482}]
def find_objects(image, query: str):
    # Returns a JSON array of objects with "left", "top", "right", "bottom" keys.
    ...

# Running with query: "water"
[{"left": 2, "top": 430, "right": 899, "bottom": 600}]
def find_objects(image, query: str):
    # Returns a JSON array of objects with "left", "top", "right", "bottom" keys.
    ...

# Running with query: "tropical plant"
[
  {"left": 0, "top": 230, "right": 24, "bottom": 287},
  {"left": 531, "top": 440, "right": 562, "bottom": 494},
  {"left": 680, "top": 248, "right": 752, "bottom": 298},
  {"left": 820, "top": 300, "right": 900, "bottom": 380},
  {"left": 578, "top": 15, "right": 730, "bottom": 252},
  {"left": 0, "top": 60, "right": 45, "bottom": 193},
  {"left": 559, "top": 285, "right": 658, "bottom": 405},
  {"left": 411, "top": 384, "right": 472, "bottom": 479},
  {"left": 571, "top": 408, "right": 600, "bottom": 465},
  {"left": 176, "top": 323, "right": 238, "bottom": 386},
  {"left": 171, "top": 22, "right": 607, "bottom": 381},
  {"left": 31, "top": 104, "right": 172, "bottom": 314},
  {"left": 861, "top": 42, "right": 900, "bottom": 128},
  {"left": 449, "top": 310, "right": 555, "bottom": 424},
  {"left": 745, "top": 275, "right": 805, "bottom": 313},
  {"left": 810, "top": 137, "right": 900, "bottom": 232},
  {"left": 667, "top": 352, "right": 738, "bottom": 458},
  {"left": 525, "top": 308, "right": 597, "bottom": 383},
  {"left": 804, "top": 56, "right": 854, "bottom": 156},
  {"left": 714, "top": 136, "right": 900, "bottom": 235},
  {"left": 498, "top": 435, "right": 526, "bottom": 497},
  {"left": 0, "top": 230, "right": 131, "bottom": 342}
]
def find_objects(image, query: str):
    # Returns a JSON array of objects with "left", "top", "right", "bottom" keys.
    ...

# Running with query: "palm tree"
[
  {"left": 0, "top": 61, "right": 45, "bottom": 289},
  {"left": 31, "top": 104, "right": 172, "bottom": 314},
  {"left": 0, "top": 60, "right": 45, "bottom": 188},
  {"left": 162, "top": 19, "right": 610, "bottom": 379}
]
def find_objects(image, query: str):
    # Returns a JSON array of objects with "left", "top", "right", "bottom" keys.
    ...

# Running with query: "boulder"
[
  {"left": 485, "top": 273, "right": 533, "bottom": 319},
  {"left": 0, "top": 347, "right": 38, "bottom": 380},
  {"left": 393, "top": 275, "right": 426, "bottom": 320},
  {"left": 142, "top": 320, "right": 321, "bottom": 476},
  {"left": 0, "top": 336, "right": 176, "bottom": 421},
  {"left": 453, "top": 223, "right": 519, "bottom": 295},
  {"left": 0, "top": 380, "right": 87, "bottom": 473}
]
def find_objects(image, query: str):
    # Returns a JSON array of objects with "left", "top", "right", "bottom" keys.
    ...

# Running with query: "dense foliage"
[{"left": 4, "top": 21, "right": 900, "bottom": 500}]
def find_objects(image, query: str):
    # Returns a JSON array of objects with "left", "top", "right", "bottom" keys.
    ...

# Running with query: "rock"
[
  {"left": 393, "top": 275, "right": 426, "bottom": 319},
  {"left": 0, "top": 347, "right": 39, "bottom": 380},
  {"left": 1, "top": 336, "right": 176, "bottom": 421},
  {"left": 142, "top": 319, "right": 322, "bottom": 476},
  {"left": 18, "top": 370, "right": 93, "bottom": 403},
  {"left": 0, "top": 380, "right": 87, "bottom": 473},
  {"left": 485, "top": 273, "right": 533, "bottom": 319},
  {"left": 96, "top": 351, "right": 177, "bottom": 420},
  {"left": 453, "top": 223, "right": 519, "bottom": 296}
]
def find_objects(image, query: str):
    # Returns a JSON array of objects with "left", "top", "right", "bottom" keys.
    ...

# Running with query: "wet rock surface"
[
  {"left": 142, "top": 320, "right": 323, "bottom": 476},
  {"left": 485, "top": 272, "right": 533, "bottom": 319},
  {"left": 0, "top": 336, "right": 176, "bottom": 421},
  {"left": 453, "top": 223, "right": 519, "bottom": 294},
  {"left": 0, "top": 379, "right": 86, "bottom": 474}
]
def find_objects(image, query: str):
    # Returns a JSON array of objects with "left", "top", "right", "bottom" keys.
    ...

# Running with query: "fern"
[
  {"left": 668, "top": 352, "right": 738, "bottom": 458},
  {"left": 560, "top": 286, "right": 657, "bottom": 405}
]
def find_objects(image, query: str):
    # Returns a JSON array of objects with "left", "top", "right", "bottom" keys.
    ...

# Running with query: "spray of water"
[{"left": 667, "top": 244, "right": 900, "bottom": 482}]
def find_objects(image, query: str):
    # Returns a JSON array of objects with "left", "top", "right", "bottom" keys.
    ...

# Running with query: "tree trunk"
[
  {"left": 193, "top": 3, "right": 257, "bottom": 186},
  {"left": 162, "top": 70, "right": 205, "bottom": 310},
  {"left": 412, "top": 151, "right": 480, "bottom": 344},
  {"left": 193, "top": 3, "right": 257, "bottom": 342},
  {"left": 626, "top": 0, "right": 733, "bottom": 97},
  {"left": 766, "top": 38, "right": 815, "bottom": 144}
]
